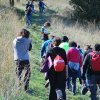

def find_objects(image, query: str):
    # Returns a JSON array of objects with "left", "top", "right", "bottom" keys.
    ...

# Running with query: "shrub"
[{"left": 69, "top": 0, "right": 100, "bottom": 22}]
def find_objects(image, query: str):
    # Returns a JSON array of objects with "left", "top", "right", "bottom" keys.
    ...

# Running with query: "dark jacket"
[
  {"left": 82, "top": 53, "right": 100, "bottom": 80},
  {"left": 45, "top": 47, "right": 67, "bottom": 88},
  {"left": 83, "top": 49, "right": 92, "bottom": 60}
]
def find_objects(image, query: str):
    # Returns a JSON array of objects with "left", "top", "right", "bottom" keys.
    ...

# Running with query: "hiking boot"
[{"left": 81, "top": 85, "right": 88, "bottom": 95}]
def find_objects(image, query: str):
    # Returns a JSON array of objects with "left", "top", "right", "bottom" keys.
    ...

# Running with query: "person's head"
[
  {"left": 44, "top": 21, "right": 51, "bottom": 27},
  {"left": 69, "top": 41, "right": 77, "bottom": 47},
  {"left": 94, "top": 43, "right": 100, "bottom": 52},
  {"left": 61, "top": 36, "right": 69, "bottom": 42},
  {"left": 52, "top": 37, "right": 61, "bottom": 47},
  {"left": 17, "top": 29, "right": 30, "bottom": 38},
  {"left": 84, "top": 45, "right": 92, "bottom": 51},
  {"left": 50, "top": 35, "right": 55, "bottom": 40},
  {"left": 78, "top": 45, "right": 80, "bottom": 48}
]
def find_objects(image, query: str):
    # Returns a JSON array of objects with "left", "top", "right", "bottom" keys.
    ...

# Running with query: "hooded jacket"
[{"left": 13, "top": 36, "right": 31, "bottom": 60}]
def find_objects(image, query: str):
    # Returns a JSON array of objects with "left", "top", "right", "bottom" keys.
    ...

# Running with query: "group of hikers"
[
  {"left": 25, "top": 0, "right": 47, "bottom": 27},
  {"left": 13, "top": 20, "right": 100, "bottom": 100}
]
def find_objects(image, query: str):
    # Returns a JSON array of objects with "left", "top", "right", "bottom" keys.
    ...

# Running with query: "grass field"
[{"left": 0, "top": 0, "right": 100, "bottom": 100}]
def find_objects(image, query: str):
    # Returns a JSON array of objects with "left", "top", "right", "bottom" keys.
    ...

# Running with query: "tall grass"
[
  {"left": 0, "top": 0, "right": 99, "bottom": 100},
  {"left": 51, "top": 18, "right": 100, "bottom": 47},
  {"left": 0, "top": 8, "right": 23, "bottom": 99},
  {"left": 44, "top": 0, "right": 100, "bottom": 47}
]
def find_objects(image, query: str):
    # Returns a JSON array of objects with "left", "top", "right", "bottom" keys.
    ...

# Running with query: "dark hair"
[
  {"left": 61, "top": 36, "right": 69, "bottom": 42},
  {"left": 94, "top": 43, "right": 100, "bottom": 51},
  {"left": 69, "top": 41, "right": 77, "bottom": 47},
  {"left": 44, "top": 21, "right": 51, "bottom": 27},
  {"left": 52, "top": 37, "right": 61, "bottom": 46},
  {"left": 78, "top": 45, "right": 80, "bottom": 48},
  {"left": 17, "top": 29, "right": 30, "bottom": 38},
  {"left": 50, "top": 35, "right": 55, "bottom": 39},
  {"left": 85, "top": 45, "right": 92, "bottom": 50}
]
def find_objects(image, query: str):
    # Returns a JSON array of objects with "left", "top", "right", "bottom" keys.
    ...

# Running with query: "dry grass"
[
  {"left": 0, "top": 8, "right": 23, "bottom": 99},
  {"left": 51, "top": 18, "right": 100, "bottom": 47},
  {"left": 0, "top": 0, "right": 99, "bottom": 100},
  {"left": 48, "top": 0, "right": 100, "bottom": 48}
]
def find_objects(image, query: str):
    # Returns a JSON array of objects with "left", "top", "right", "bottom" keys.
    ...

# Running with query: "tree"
[
  {"left": 9, "top": 0, "right": 14, "bottom": 7},
  {"left": 69, "top": 0, "right": 100, "bottom": 22}
]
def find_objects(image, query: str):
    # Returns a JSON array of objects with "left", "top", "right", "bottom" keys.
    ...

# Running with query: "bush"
[{"left": 69, "top": 0, "right": 100, "bottom": 22}]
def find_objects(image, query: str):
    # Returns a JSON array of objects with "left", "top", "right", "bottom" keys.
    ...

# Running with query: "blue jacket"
[{"left": 41, "top": 39, "right": 52, "bottom": 58}]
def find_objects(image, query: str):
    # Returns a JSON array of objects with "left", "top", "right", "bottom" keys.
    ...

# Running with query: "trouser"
[
  {"left": 15, "top": 60, "right": 31, "bottom": 90},
  {"left": 39, "top": 7, "right": 44, "bottom": 15},
  {"left": 86, "top": 75, "right": 98, "bottom": 100},
  {"left": 49, "top": 87, "right": 66, "bottom": 100},
  {"left": 49, "top": 75, "right": 66, "bottom": 100},
  {"left": 67, "top": 76, "right": 77, "bottom": 95},
  {"left": 26, "top": 15, "right": 32, "bottom": 26}
]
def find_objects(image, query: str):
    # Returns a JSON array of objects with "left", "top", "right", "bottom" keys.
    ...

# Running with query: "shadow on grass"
[
  {"left": 15, "top": 8, "right": 57, "bottom": 26},
  {"left": 26, "top": 89, "right": 34, "bottom": 95},
  {"left": 31, "top": 8, "right": 57, "bottom": 26},
  {"left": 15, "top": 8, "right": 25, "bottom": 20}
]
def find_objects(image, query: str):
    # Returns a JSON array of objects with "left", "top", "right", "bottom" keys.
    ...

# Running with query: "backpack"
[
  {"left": 53, "top": 55, "right": 65, "bottom": 72},
  {"left": 90, "top": 52, "right": 100, "bottom": 72}
]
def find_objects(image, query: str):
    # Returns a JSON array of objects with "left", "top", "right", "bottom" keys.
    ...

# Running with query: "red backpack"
[
  {"left": 53, "top": 55, "right": 65, "bottom": 72},
  {"left": 90, "top": 52, "right": 100, "bottom": 72}
]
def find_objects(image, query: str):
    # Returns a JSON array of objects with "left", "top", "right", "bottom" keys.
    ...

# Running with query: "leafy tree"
[{"left": 69, "top": 0, "right": 100, "bottom": 22}]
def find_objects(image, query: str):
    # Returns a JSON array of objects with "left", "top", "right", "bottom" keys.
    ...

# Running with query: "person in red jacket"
[
  {"left": 81, "top": 43, "right": 100, "bottom": 100},
  {"left": 66, "top": 41, "right": 82, "bottom": 95}
]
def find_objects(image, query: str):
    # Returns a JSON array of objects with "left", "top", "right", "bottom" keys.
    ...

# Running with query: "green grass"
[
  {"left": 11, "top": 6, "right": 90, "bottom": 100},
  {"left": 1, "top": 0, "right": 99, "bottom": 100}
]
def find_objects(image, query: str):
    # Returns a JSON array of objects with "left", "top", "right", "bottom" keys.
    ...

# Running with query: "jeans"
[
  {"left": 26, "top": 15, "right": 32, "bottom": 26},
  {"left": 67, "top": 76, "right": 77, "bottom": 95},
  {"left": 86, "top": 75, "right": 98, "bottom": 100},
  {"left": 66, "top": 62, "right": 80, "bottom": 95},
  {"left": 39, "top": 7, "right": 44, "bottom": 15}
]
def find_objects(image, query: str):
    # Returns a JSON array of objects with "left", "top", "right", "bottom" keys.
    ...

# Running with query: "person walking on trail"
[
  {"left": 26, "top": 0, "right": 34, "bottom": 14},
  {"left": 45, "top": 37, "right": 68, "bottom": 100},
  {"left": 81, "top": 45, "right": 93, "bottom": 95},
  {"left": 40, "top": 35, "right": 55, "bottom": 88},
  {"left": 38, "top": 0, "right": 48, "bottom": 16},
  {"left": 25, "top": 6, "right": 32, "bottom": 27},
  {"left": 41, "top": 35, "right": 55, "bottom": 59},
  {"left": 41, "top": 21, "right": 51, "bottom": 44},
  {"left": 66, "top": 41, "right": 82, "bottom": 95},
  {"left": 83, "top": 45, "right": 92, "bottom": 60},
  {"left": 81, "top": 43, "right": 100, "bottom": 100},
  {"left": 13, "top": 29, "right": 32, "bottom": 91},
  {"left": 59, "top": 36, "right": 69, "bottom": 52}
]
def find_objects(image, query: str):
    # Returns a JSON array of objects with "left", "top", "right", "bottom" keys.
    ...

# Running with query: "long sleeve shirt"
[{"left": 66, "top": 47, "right": 82, "bottom": 67}]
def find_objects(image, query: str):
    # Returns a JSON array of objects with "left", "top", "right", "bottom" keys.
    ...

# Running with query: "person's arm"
[
  {"left": 62, "top": 49, "right": 68, "bottom": 79},
  {"left": 43, "top": 2, "right": 48, "bottom": 8},
  {"left": 66, "top": 50, "right": 70, "bottom": 62},
  {"left": 41, "top": 27, "right": 44, "bottom": 34},
  {"left": 79, "top": 54, "right": 83, "bottom": 68},
  {"left": 81, "top": 54, "right": 90, "bottom": 80},
  {"left": 29, "top": 43, "right": 32, "bottom": 51},
  {"left": 41, "top": 43, "right": 46, "bottom": 58}
]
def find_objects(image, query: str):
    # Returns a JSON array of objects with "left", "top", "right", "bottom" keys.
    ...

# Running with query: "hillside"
[{"left": 0, "top": 0, "right": 100, "bottom": 100}]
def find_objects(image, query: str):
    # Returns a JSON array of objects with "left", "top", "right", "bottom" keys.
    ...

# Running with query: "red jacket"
[{"left": 66, "top": 47, "right": 82, "bottom": 67}]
